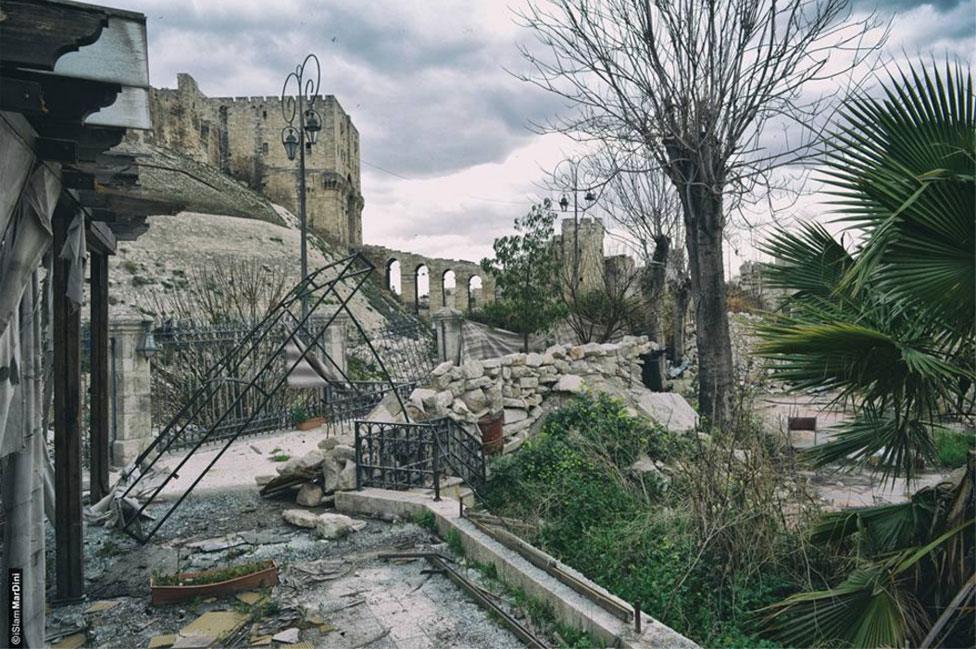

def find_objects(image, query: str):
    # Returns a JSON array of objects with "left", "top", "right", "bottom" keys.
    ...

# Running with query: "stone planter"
[{"left": 150, "top": 561, "right": 278, "bottom": 605}]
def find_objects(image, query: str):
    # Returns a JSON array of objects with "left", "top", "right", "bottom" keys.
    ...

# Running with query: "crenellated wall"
[{"left": 360, "top": 244, "right": 496, "bottom": 313}]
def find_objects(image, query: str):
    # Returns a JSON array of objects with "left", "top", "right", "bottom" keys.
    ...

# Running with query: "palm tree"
[{"left": 755, "top": 62, "right": 974, "bottom": 647}]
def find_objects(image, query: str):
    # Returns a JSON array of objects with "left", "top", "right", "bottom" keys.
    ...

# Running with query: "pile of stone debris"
[{"left": 256, "top": 438, "right": 358, "bottom": 510}]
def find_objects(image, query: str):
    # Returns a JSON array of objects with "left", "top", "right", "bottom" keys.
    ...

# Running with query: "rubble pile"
[
  {"left": 259, "top": 438, "right": 359, "bottom": 508},
  {"left": 404, "top": 336, "right": 700, "bottom": 452}
]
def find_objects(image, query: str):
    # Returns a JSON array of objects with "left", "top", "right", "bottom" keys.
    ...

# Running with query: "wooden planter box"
[
  {"left": 296, "top": 416, "right": 325, "bottom": 431},
  {"left": 150, "top": 561, "right": 278, "bottom": 605}
]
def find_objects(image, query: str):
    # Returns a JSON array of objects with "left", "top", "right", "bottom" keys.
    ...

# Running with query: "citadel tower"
[{"left": 145, "top": 73, "right": 363, "bottom": 248}]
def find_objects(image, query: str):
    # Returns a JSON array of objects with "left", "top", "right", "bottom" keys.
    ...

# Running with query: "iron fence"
[{"left": 354, "top": 417, "right": 486, "bottom": 496}]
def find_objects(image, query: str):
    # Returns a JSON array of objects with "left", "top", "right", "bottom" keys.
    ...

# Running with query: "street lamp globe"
[
  {"left": 281, "top": 127, "right": 299, "bottom": 161},
  {"left": 304, "top": 108, "right": 322, "bottom": 145}
]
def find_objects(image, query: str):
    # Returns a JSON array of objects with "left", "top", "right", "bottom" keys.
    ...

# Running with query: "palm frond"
[{"left": 822, "top": 61, "right": 975, "bottom": 332}]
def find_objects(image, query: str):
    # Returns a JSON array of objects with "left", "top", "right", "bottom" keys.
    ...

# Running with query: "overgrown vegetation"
[
  {"left": 484, "top": 393, "right": 825, "bottom": 647},
  {"left": 756, "top": 62, "right": 974, "bottom": 648}
]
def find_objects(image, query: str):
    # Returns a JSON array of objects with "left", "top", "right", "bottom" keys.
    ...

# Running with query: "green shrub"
[
  {"left": 484, "top": 393, "right": 812, "bottom": 647},
  {"left": 934, "top": 428, "right": 974, "bottom": 468},
  {"left": 410, "top": 508, "right": 437, "bottom": 532}
]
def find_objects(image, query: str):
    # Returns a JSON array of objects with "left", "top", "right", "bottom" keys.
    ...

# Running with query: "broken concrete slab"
[
  {"left": 147, "top": 633, "right": 178, "bottom": 649},
  {"left": 295, "top": 483, "right": 324, "bottom": 507},
  {"left": 170, "top": 636, "right": 215, "bottom": 649},
  {"left": 336, "top": 459, "right": 357, "bottom": 492},
  {"left": 84, "top": 600, "right": 119, "bottom": 614},
  {"left": 178, "top": 610, "right": 248, "bottom": 644},
  {"left": 282, "top": 509, "right": 320, "bottom": 528},
  {"left": 315, "top": 512, "right": 367, "bottom": 539},
  {"left": 276, "top": 449, "right": 325, "bottom": 477},
  {"left": 271, "top": 627, "right": 301, "bottom": 643}
]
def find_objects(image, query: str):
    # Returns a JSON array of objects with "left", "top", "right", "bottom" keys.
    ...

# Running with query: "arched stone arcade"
[{"left": 361, "top": 245, "right": 494, "bottom": 315}]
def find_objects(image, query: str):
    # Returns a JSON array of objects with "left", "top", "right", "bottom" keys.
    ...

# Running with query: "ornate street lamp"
[
  {"left": 552, "top": 158, "right": 602, "bottom": 294},
  {"left": 280, "top": 53, "right": 322, "bottom": 317}
]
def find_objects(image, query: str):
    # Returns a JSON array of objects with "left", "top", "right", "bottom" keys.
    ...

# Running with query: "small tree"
[{"left": 481, "top": 200, "right": 567, "bottom": 351}]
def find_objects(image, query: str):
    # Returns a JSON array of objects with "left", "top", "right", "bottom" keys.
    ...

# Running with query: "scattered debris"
[
  {"left": 271, "top": 627, "right": 301, "bottom": 643},
  {"left": 51, "top": 632, "right": 87, "bottom": 649},
  {"left": 84, "top": 600, "right": 119, "bottom": 614}
]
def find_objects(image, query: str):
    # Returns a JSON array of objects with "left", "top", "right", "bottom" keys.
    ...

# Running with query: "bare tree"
[
  {"left": 587, "top": 148, "right": 683, "bottom": 346},
  {"left": 515, "top": 0, "right": 883, "bottom": 426}
]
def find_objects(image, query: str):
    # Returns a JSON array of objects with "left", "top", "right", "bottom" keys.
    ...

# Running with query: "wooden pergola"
[{"left": 0, "top": 0, "right": 174, "bottom": 606}]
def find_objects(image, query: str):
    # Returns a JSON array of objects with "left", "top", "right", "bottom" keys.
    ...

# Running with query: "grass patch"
[
  {"left": 270, "top": 453, "right": 290, "bottom": 463},
  {"left": 410, "top": 508, "right": 437, "bottom": 532},
  {"left": 445, "top": 528, "right": 465, "bottom": 556},
  {"left": 934, "top": 428, "right": 974, "bottom": 467}
]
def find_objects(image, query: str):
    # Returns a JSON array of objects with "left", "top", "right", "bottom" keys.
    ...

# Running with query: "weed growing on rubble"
[
  {"left": 484, "top": 393, "right": 828, "bottom": 648},
  {"left": 410, "top": 508, "right": 437, "bottom": 532}
]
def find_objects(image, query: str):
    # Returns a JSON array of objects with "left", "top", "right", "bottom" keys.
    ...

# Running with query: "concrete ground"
[
  {"left": 758, "top": 392, "right": 954, "bottom": 509},
  {"left": 108, "top": 423, "right": 348, "bottom": 499}
]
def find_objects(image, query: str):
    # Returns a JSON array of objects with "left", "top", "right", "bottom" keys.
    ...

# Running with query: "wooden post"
[
  {"left": 89, "top": 252, "right": 109, "bottom": 500},
  {"left": 87, "top": 221, "right": 115, "bottom": 502},
  {"left": 53, "top": 204, "right": 84, "bottom": 600}
]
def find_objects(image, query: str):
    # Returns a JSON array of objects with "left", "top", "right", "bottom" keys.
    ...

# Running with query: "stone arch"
[
  {"left": 415, "top": 263, "right": 430, "bottom": 313},
  {"left": 466, "top": 275, "right": 483, "bottom": 311},
  {"left": 441, "top": 269, "right": 456, "bottom": 307},
  {"left": 385, "top": 259, "right": 401, "bottom": 296}
]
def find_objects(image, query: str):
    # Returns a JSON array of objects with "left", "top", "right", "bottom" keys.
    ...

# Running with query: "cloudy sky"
[{"left": 124, "top": 0, "right": 974, "bottom": 273}]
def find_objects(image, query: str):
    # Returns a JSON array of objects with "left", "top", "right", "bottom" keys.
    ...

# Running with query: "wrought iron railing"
[{"left": 354, "top": 417, "right": 486, "bottom": 497}]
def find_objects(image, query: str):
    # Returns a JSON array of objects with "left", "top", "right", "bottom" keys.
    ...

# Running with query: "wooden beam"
[
  {"left": 86, "top": 220, "right": 117, "bottom": 256},
  {"left": 89, "top": 250, "right": 111, "bottom": 503},
  {"left": 53, "top": 202, "right": 84, "bottom": 601}
]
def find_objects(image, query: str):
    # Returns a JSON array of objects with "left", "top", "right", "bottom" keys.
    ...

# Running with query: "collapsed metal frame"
[{"left": 117, "top": 252, "right": 409, "bottom": 543}]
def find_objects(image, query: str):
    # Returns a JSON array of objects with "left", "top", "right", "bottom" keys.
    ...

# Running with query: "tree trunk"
[
  {"left": 677, "top": 172, "right": 734, "bottom": 429},
  {"left": 670, "top": 275, "right": 691, "bottom": 365},
  {"left": 642, "top": 234, "right": 670, "bottom": 344}
]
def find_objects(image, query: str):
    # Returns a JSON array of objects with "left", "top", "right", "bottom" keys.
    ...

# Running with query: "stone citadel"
[{"left": 144, "top": 73, "right": 364, "bottom": 249}]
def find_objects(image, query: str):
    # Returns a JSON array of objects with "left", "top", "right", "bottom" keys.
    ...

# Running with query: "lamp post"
[
  {"left": 553, "top": 158, "right": 598, "bottom": 294},
  {"left": 281, "top": 53, "right": 323, "bottom": 318}
]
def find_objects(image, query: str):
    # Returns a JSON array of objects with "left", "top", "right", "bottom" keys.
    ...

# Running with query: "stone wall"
[
  {"left": 140, "top": 73, "right": 363, "bottom": 249},
  {"left": 408, "top": 337, "right": 657, "bottom": 453}
]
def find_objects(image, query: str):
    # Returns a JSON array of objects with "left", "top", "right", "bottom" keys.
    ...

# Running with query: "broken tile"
[
  {"left": 52, "top": 633, "right": 87, "bottom": 649},
  {"left": 148, "top": 633, "right": 178, "bottom": 649},
  {"left": 84, "top": 600, "right": 118, "bottom": 614},
  {"left": 171, "top": 636, "right": 216, "bottom": 649},
  {"left": 248, "top": 634, "right": 272, "bottom": 646},
  {"left": 235, "top": 591, "right": 266, "bottom": 606},
  {"left": 179, "top": 611, "right": 248, "bottom": 642},
  {"left": 272, "top": 627, "right": 301, "bottom": 643}
]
